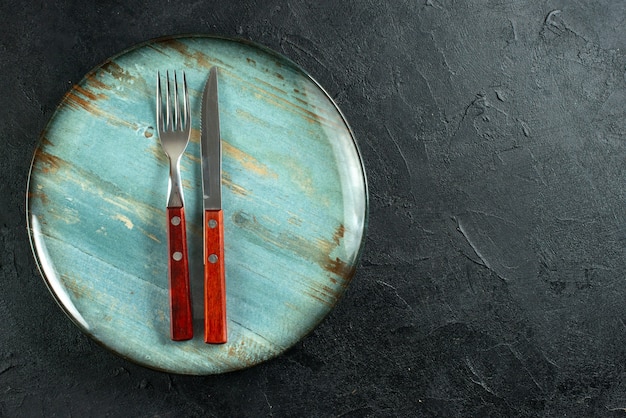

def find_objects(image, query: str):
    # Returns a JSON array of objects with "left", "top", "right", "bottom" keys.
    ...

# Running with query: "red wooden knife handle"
[
  {"left": 166, "top": 206, "right": 193, "bottom": 341},
  {"left": 204, "top": 209, "right": 227, "bottom": 344}
]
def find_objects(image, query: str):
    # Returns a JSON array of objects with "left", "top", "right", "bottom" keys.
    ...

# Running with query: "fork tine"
[
  {"left": 165, "top": 70, "right": 172, "bottom": 131},
  {"left": 174, "top": 71, "right": 181, "bottom": 131},
  {"left": 183, "top": 71, "right": 190, "bottom": 130},
  {"left": 156, "top": 71, "right": 162, "bottom": 131}
]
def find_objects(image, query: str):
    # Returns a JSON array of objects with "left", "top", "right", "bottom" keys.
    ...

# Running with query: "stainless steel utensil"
[
  {"left": 201, "top": 67, "right": 227, "bottom": 344},
  {"left": 156, "top": 70, "right": 193, "bottom": 341}
]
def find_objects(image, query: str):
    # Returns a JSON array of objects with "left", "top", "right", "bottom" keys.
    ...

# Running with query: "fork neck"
[{"left": 167, "top": 157, "right": 184, "bottom": 208}]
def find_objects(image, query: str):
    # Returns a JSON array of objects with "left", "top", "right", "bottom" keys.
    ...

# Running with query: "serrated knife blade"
[{"left": 201, "top": 67, "right": 222, "bottom": 211}]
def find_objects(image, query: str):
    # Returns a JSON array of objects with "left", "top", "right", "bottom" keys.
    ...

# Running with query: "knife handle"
[
  {"left": 204, "top": 209, "right": 227, "bottom": 344},
  {"left": 166, "top": 206, "right": 193, "bottom": 341}
]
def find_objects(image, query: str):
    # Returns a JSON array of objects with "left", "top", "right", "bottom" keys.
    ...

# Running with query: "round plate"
[{"left": 27, "top": 35, "right": 367, "bottom": 374}]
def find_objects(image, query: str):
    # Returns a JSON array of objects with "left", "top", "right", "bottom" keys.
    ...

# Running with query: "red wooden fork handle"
[
  {"left": 166, "top": 206, "right": 193, "bottom": 341},
  {"left": 204, "top": 209, "right": 227, "bottom": 344}
]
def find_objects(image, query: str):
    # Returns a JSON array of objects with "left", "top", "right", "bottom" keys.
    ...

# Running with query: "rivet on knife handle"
[{"left": 201, "top": 67, "right": 227, "bottom": 343}]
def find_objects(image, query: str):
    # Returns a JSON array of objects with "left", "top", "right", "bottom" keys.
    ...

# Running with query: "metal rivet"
[
  {"left": 209, "top": 254, "right": 218, "bottom": 263},
  {"left": 173, "top": 251, "right": 183, "bottom": 261},
  {"left": 208, "top": 219, "right": 217, "bottom": 228},
  {"left": 171, "top": 216, "right": 181, "bottom": 226}
]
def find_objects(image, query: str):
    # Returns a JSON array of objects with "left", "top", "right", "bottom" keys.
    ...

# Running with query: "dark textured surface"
[{"left": 2, "top": 0, "right": 626, "bottom": 416}]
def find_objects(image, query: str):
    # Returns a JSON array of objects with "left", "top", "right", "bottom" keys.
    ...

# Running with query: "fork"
[{"left": 156, "top": 71, "right": 193, "bottom": 341}]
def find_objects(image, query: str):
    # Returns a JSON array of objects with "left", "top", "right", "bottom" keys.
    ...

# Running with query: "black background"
[{"left": 2, "top": 1, "right": 626, "bottom": 416}]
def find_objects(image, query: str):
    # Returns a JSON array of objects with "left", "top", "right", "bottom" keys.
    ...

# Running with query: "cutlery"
[
  {"left": 201, "top": 67, "right": 227, "bottom": 343},
  {"left": 156, "top": 71, "right": 194, "bottom": 341}
]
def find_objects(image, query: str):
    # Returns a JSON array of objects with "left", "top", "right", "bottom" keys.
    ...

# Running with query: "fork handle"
[
  {"left": 166, "top": 206, "right": 193, "bottom": 341},
  {"left": 204, "top": 209, "right": 227, "bottom": 344}
]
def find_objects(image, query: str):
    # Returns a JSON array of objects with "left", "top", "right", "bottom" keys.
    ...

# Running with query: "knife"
[{"left": 201, "top": 67, "right": 227, "bottom": 344}]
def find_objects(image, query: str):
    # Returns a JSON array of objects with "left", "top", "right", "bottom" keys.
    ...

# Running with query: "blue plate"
[{"left": 27, "top": 35, "right": 367, "bottom": 374}]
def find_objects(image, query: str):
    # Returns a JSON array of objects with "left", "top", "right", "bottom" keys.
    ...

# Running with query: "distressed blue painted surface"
[{"left": 27, "top": 36, "right": 367, "bottom": 374}]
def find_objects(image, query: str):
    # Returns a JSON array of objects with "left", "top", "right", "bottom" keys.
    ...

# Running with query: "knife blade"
[{"left": 201, "top": 67, "right": 227, "bottom": 344}]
